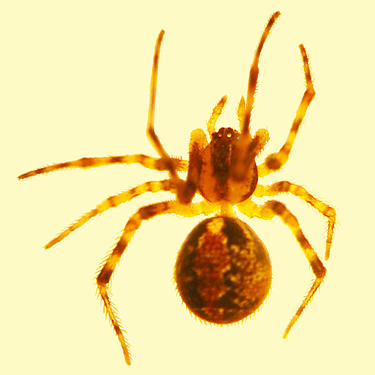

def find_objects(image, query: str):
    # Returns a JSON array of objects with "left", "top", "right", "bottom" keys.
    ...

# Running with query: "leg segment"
[
  {"left": 146, "top": 30, "right": 167, "bottom": 160},
  {"left": 96, "top": 199, "right": 217, "bottom": 365},
  {"left": 254, "top": 181, "right": 336, "bottom": 260},
  {"left": 206, "top": 96, "right": 227, "bottom": 136},
  {"left": 231, "top": 12, "right": 279, "bottom": 180},
  {"left": 97, "top": 201, "right": 172, "bottom": 365},
  {"left": 144, "top": 29, "right": 196, "bottom": 203},
  {"left": 44, "top": 180, "right": 176, "bottom": 249},
  {"left": 17, "top": 154, "right": 187, "bottom": 179},
  {"left": 258, "top": 44, "right": 316, "bottom": 177},
  {"left": 145, "top": 30, "right": 181, "bottom": 182},
  {"left": 237, "top": 199, "right": 326, "bottom": 337},
  {"left": 242, "top": 11, "right": 280, "bottom": 134},
  {"left": 178, "top": 128, "right": 208, "bottom": 204}
]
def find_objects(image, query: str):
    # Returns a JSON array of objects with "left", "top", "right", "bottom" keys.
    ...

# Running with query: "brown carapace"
[{"left": 18, "top": 12, "right": 336, "bottom": 366}]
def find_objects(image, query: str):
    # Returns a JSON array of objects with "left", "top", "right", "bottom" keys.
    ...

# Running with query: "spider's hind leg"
[
  {"left": 96, "top": 199, "right": 216, "bottom": 365},
  {"left": 96, "top": 201, "right": 173, "bottom": 365},
  {"left": 237, "top": 199, "right": 326, "bottom": 337}
]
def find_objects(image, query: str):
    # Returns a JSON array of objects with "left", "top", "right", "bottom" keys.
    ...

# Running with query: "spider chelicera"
[{"left": 19, "top": 11, "right": 336, "bottom": 366}]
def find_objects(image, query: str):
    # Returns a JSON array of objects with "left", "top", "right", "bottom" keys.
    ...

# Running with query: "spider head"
[
  {"left": 198, "top": 126, "right": 269, "bottom": 204},
  {"left": 211, "top": 127, "right": 241, "bottom": 179}
]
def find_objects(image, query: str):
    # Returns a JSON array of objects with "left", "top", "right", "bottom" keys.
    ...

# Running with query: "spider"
[{"left": 19, "top": 11, "right": 336, "bottom": 366}]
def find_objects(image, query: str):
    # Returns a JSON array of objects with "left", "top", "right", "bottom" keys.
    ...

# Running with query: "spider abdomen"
[{"left": 174, "top": 216, "right": 272, "bottom": 324}]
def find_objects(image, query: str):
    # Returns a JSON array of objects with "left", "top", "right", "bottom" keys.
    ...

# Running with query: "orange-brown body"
[
  {"left": 175, "top": 217, "right": 272, "bottom": 324},
  {"left": 18, "top": 12, "right": 336, "bottom": 366},
  {"left": 198, "top": 128, "right": 259, "bottom": 204}
]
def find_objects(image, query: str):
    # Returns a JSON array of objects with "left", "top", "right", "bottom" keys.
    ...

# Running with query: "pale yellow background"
[{"left": 2, "top": 1, "right": 374, "bottom": 374}]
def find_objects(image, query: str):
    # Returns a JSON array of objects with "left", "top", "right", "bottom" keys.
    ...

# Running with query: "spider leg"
[
  {"left": 146, "top": 31, "right": 167, "bottom": 160},
  {"left": 242, "top": 11, "right": 280, "bottom": 134},
  {"left": 231, "top": 12, "right": 279, "bottom": 181},
  {"left": 206, "top": 96, "right": 227, "bottom": 136},
  {"left": 17, "top": 154, "right": 187, "bottom": 179},
  {"left": 258, "top": 44, "right": 316, "bottom": 177},
  {"left": 97, "top": 201, "right": 171, "bottom": 365},
  {"left": 237, "top": 199, "right": 326, "bottom": 337},
  {"left": 254, "top": 181, "right": 336, "bottom": 260},
  {"left": 145, "top": 30, "right": 180, "bottom": 179},
  {"left": 145, "top": 28, "right": 199, "bottom": 202},
  {"left": 96, "top": 199, "right": 216, "bottom": 365},
  {"left": 44, "top": 180, "right": 176, "bottom": 249},
  {"left": 178, "top": 128, "right": 208, "bottom": 204}
]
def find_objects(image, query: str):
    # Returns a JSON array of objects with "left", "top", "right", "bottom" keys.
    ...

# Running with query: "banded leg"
[
  {"left": 144, "top": 28, "right": 195, "bottom": 205},
  {"left": 206, "top": 96, "right": 227, "bottom": 136},
  {"left": 17, "top": 154, "right": 187, "bottom": 180},
  {"left": 242, "top": 11, "right": 280, "bottom": 134},
  {"left": 258, "top": 44, "right": 316, "bottom": 177},
  {"left": 97, "top": 201, "right": 172, "bottom": 365},
  {"left": 237, "top": 199, "right": 326, "bottom": 338},
  {"left": 254, "top": 181, "right": 336, "bottom": 259},
  {"left": 96, "top": 199, "right": 217, "bottom": 365},
  {"left": 178, "top": 128, "right": 208, "bottom": 204},
  {"left": 145, "top": 30, "right": 180, "bottom": 180},
  {"left": 44, "top": 180, "right": 176, "bottom": 249},
  {"left": 231, "top": 12, "right": 279, "bottom": 180}
]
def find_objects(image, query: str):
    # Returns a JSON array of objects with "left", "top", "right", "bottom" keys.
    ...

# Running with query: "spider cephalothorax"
[
  {"left": 199, "top": 126, "right": 261, "bottom": 203},
  {"left": 19, "top": 11, "right": 336, "bottom": 366}
]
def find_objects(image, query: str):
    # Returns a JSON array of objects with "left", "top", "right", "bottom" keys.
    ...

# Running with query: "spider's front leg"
[
  {"left": 257, "top": 44, "right": 316, "bottom": 177},
  {"left": 237, "top": 199, "right": 326, "bottom": 337},
  {"left": 144, "top": 28, "right": 211, "bottom": 206}
]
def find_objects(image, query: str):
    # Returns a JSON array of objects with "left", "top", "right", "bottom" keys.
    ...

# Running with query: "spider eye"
[{"left": 214, "top": 127, "right": 237, "bottom": 139}]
